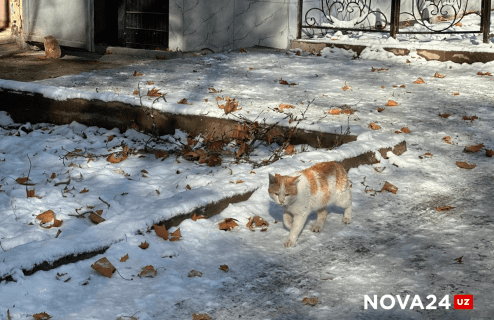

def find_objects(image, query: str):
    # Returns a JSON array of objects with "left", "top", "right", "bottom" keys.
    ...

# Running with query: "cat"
[{"left": 268, "top": 162, "right": 352, "bottom": 248}]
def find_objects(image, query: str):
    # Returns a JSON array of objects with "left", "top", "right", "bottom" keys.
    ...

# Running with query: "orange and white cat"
[{"left": 268, "top": 162, "right": 352, "bottom": 247}]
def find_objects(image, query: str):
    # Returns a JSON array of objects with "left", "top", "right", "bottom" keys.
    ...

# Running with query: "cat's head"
[{"left": 268, "top": 173, "right": 300, "bottom": 206}]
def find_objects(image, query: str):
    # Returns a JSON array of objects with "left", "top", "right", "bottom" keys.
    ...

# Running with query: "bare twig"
[
  {"left": 99, "top": 197, "right": 111, "bottom": 209},
  {"left": 54, "top": 179, "right": 71, "bottom": 186}
]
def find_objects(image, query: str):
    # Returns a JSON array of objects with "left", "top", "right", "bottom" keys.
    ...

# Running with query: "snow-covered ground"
[{"left": 0, "top": 44, "right": 494, "bottom": 319}]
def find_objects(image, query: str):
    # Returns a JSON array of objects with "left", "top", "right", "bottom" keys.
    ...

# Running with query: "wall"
[{"left": 169, "top": 0, "right": 295, "bottom": 52}]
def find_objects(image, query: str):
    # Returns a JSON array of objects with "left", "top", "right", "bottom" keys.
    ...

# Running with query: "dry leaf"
[
  {"left": 178, "top": 98, "right": 188, "bottom": 104},
  {"left": 477, "top": 71, "right": 492, "bottom": 76},
  {"left": 342, "top": 83, "right": 352, "bottom": 91},
  {"left": 239, "top": 48, "right": 248, "bottom": 53},
  {"left": 368, "top": 122, "right": 380, "bottom": 130},
  {"left": 456, "top": 161, "right": 476, "bottom": 169},
  {"left": 133, "top": 71, "right": 143, "bottom": 77},
  {"left": 219, "top": 265, "right": 229, "bottom": 272},
  {"left": 377, "top": 107, "right": 385, "bottom": 112},
  {"left": 154, "top": 224, "right": 169, "bottom": 241},
  {"left": 302, "top": 297, "right": 319, "bottom": 306},
  {"left": 453, "top": 92, "right": 460, "bottom": 96},
  {"left": 219, "top": 218, "right": 238, "bottom": 231},
  {"left": 191, "top": 213, "right": 206, "bottom": 221},
  {"left": 106, "top": 152, "right": 128, "bottom": 163},
  {"left": 91, "top": 257, "right": 116, "bottom": 278},
  {"left": 27, "top": 189, "right": 36, "bottom": 198},
  {"left": 424, "top": 152, "right": 433, "bottom": 158},
  {"left": 463, "top": 115, "right": 478, "bottom": 121},
  {"left": 188, "top": 270, "right": 203, "bottom": 277},
  {"left": 295, "top": 51, "right": 301, "bottom": 56},
  {"left": 455, "top": 22, "right": 462, "bottom": 27},
  {"left": 406, "top": 59, "right": 411, "bottom": 63},
  {"left": 221, "top": 97, "right": 241, "bottom": 114},
  {"left": 236, "top": 180, "right": 244, "bottom": 184},
  {"left": 16, "top": 177, "right": 31, "bottom": 185},
  {"left": 52, "top": 219, "right": 63, "bottom": 228},
  {"left": 439, "top": 113, "right": 450, "bottom": 118},
  {"left": 80, "top": 188, "right": 89, "bottom": 193},
  {"left": 139, "top": 265, "right": 157, "bottom": 278},
  {"left": 464, "top": 144, "right": 484, "bottom": 153},
  {"left": 436, "top": 206, "right": 455, "bottom": 211},
  {"left": 433, "top": 72, "right": 446, "bottom": 78},
  {"left": 139, "top": 242, "right": 149, "bottom": 249},
  {"left": 192, "top": 313, "right": 212, "bottom": 320},
  {"left": 329, "top": 108, "right": 341, "bottom": 115},
  {"left": 250, "top": 171, "right": 256, "bottom": 174},
  {"left": 155, "top": 150, "right": 168, "bottom": 159},
  {"left": 278, "top": 103, "right": 295, "bottom": 111},
  {"left": 147, "top": 88, "right": 161, "bottom": 97},
  {"left": 381, "top": 181, "right": 398, "bottom": 194},
  {"left": 385, "top": 100, "right": 398, "bottom": 106},
  {"left": 236, "top": 142, "right": 247, "bottom": 157},
  {"left": 37, "top": 210, "right": 55, "bottom": 223},
  {"left": 413, "top": 77, "right": 425, "bottom": 84},
  {"left": 170, "top": 228, "right": 181, "bottom": 241},
  {"left": 96, "top": 210, "right": 103, "bottom": 215},
  {"left": 486, "top": 149, "right": 494, "bottom": 157},
  {"left": 246, "top": 216, "right": 270, "bottom": 230},
  {"left": 401, "top": 127, "right": 411, "bottom": 133},
  {"left": 454, "top": 256, "right": 463, "bottom": 264},
  {"left": 133, "top": 90, "right": 139, "bottom": 95},
  {"left": 33, "top": 312, "right": 51, "bottom": 319},
  {"left": 443, "top": 136, "right": 452, "bottom": 144},
  {"left": 120, "top": 254, "right": 129, "bottom": 262},
  {"left": 88, "top": 212, "right": 105, "bottom": 224},
  {"left": 285, "top": 144, "right": 296, "bottom": 155},
  {"left": 207, "top": 154, "right": 222, "bottom": 167}
]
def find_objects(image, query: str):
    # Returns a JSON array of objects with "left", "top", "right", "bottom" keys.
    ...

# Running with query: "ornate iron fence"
[{"left": 297, "top": 0, "right": 492, "bottom": 43}]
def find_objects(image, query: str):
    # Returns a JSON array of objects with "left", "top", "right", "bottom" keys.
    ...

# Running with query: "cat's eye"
[
  {"left": 274, "top": 193, "right": 279, "bottom": 196},
  {"left": 285, "top": 194, "right": 290, "bottom": 197}
]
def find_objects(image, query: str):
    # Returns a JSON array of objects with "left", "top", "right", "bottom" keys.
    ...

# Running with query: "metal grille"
[{"left": 125, "top": 0, "right": 169, "bottom": 49}]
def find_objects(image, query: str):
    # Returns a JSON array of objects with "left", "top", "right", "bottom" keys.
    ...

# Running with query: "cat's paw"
[
  {"left": 312, "top": 224, "right": 323, "bottom": 233},
  {"left": 284, "top": 239, "right": 296, "bottom": 248},
  {"left": 342, "top": 217, "right": 351, "bottom": 224}
]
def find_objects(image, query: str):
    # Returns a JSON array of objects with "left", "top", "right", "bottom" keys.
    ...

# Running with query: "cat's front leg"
[
  {"left": 283, "top": 212, "right": 293, "bottom": 230},
  {"left": 312, "top": 208, "right": 328, "bottom": 232},
  {"left": 284, "top": 214, "right": 308, "bottom": 248}
]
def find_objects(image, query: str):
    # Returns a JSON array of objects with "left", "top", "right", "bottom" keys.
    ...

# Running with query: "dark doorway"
[
  {"left": 124, "top": 0, "right": 169, "bottom": 49},
  {"left": 94, "top": 0, "right": 123, "bottom": 47}
]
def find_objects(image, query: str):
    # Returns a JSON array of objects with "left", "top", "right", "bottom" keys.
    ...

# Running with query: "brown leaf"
[
  {"left": 385, "top": 100, "right": 398, "bottom": 107},
  {"left": 155, "top": 150, "right": 168, "bottom": 159},
  {"left": 208, "top": 87, "right": 220, "bottom": 93},
  {"left": 191, "top": 213, "right": 206, "bottom": 221},
  {"left": 463, "top": 115, "right": 478, "bottom": 121},
  {"left": 486, "top": 149, "right": 494, "bottom": 157},
  {"left": 133, "top": 90, "right": 139, "bottom": 95},
  {"left": 279, "top": 79, "right": 289, "bottom": 85},
  {"left": 401, "top": 127, "right": 411, "bottom": 133},
  {"left": 91, "top": 257, "right": 116, "bottom": 278},
  {"left": 236, "top": 142, "right": 247, "bottom": 157},
  {"left": 37, "top": 210, "right": 55, "bottom": 224},
  {"left": 50, "top": 173, "right": 56, "bottom": 179},
  {"left": 89, "top": 212, "right": 105, "bottom": 224},
  {"left": 236, "top": 180, "right": 244, "bottom": 184},
  {"left": 219, "top": 265, "right": 229, "bottom": 272},
  {"left": 302, "top": 297, "right": 319, "bottom": 306},
  {"left": 178, "top": 98, "right": 188, "bottom": 104},
  {"left": 377, "top": 107, "right": 385, "bottom": 112},
  {"left": 456, "top": 161, "right": 476, "bottom": 169},
  {"left": 192, "top": 313, "right": 212, "bottom": 320},
  {"left": 222, "top": 97, "right": 241, "bottom": 114},
  {"left": 219, "top": 218, "right": 238, "bottom": 231},
  {"left": 453, "top": 92, "right": 460, "bottom": 96},
  {"left": 139, "top": 242, "right": 149, "bottom": 249},
  {"left": 342, "top": 83, "right": 352, "bottom": 91},
  {"left": 368, "top": 122, "right": 380, "bottom": 130},
  {"left": 433, "top": 72, "right": 446, "bottom": 78},
  {"left": 477, "top": 71, "right": 492, "bottom": 76},
  {"left": 439, "top": 113, "right": 450, "bottom": 118},
  {"left": 454, "top": 256, "right": 463, "bottom": 264},
  {"left": 464, "top": 143, "right": 484, "bottom": 153},
  {"left": 443, "top": 136, "right": 452, "bottom": 144},
  {"left": 250, "top": 171, "right": 256, "bottom": 174},
  {"left": 147, "top": 88, "right": 161, "bottom": 97},
  {"left": 207, "top": 154, "right": 222, "bottom": 167},
  {"left": 413, "top": 77, "right": 425, "bottom": 84},
  {"left": 80, "top": 188, "right": 89, "bottom": 193},
  {"left": 381, "top": 181, "right": 398, "bottom": 194},
  {"left": 52, "top": 219, "right": 63, "bottom": 228},
  {"left": 170, "top": 228, "right": 181, "bottom": 241},
  {"left": 436, "top": 206, "right": 455, "bottom": 211},
  {"left": 154, "top": 224, "right": 169, "bottom": 241},
  {"left": 33, "top": 312, "right": 52, "bottom": 319},
  {"left": 246, "top": 216, "right": 269, "bottom": 230},
  {"left": 188, "top": 270, "right": 203, "bottom": 277},
  {"left": 16, "top": 177, "right": 31, "bottom": 185},
  {"left": 120, "top": 254, "right": 129, "bottom": 262},
  {"left": 284, "top": 144, "right": 296, "bottom": 155},
  {"left": 455, "top": 22, "right": 462, "bottom": 27},
  {"left": 27, "top": 189, "right": 36, "bottom": 198},
  {"left": 239, "top": 48, "right": 248, "bottom": 53},
  {"left": 329, "top": 108, "right": 341, "bottom": 115},
  {"left": 406, "top": 59, "right": 411, "bottom": 63},
  {"left": 133, "top": 71, "right": 143, "bottom": 76},
  {"left": 424, "top": 152, "right": 433, "bottom": 158},
  {"left": 106, "top": 152, "right": 128, "bottom": 163},
  {"left": 96, "top": 210, "right": 103, "bottom": 215},
  {"left": 186, "top": 184, "right": 191, "bottom": 190},
  {"left": 139, "top": 265, "right": 157, "bottom": 278},
  {"left": 278, "top": 103, "right": 295, "bottom": 111}
]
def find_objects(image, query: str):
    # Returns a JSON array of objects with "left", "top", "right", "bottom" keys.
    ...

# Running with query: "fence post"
[
  {"left": 481, "top": 0, "right": 491, "bottom": 43},
  {"left": 297, "top": 0, "right": 303, "bottom": 39},
  {"left": 390, "top": 0, "right": 401, "bottom": 38}
]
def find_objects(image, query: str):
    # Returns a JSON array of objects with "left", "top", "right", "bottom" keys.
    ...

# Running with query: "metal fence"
[{"left": 297, "top": 0, "right": 492, "bottom": 43}]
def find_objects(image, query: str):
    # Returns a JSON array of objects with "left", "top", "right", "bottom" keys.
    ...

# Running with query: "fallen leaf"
[
  {"left": 342, "top": 83, "right": 352, "bottom": 91},
  {"left": 133, "top": 90, "right": 139, "bottom": 95},
  {"left": 27, "top": 189, "right": 36, "bottom": 198},
  {"left": 250, "top": 171, "right": 256, "bottom": 174},
  {"left": 88, "top": 212, "right": 105, "bottom": 224},
  {"left": 207, "top": 154, "right": 222, "bottom": 167},
  {"left": 437, "top": 206, "right": 455, "bottom": 211},
  {"left": 454, "top": 256, "right": 463, "bottom": 264},
  {"left": 33, "top": 312, "right": 52, "bottom": 320},
  {"left": 406, "top": 59, "right": 411, "bottom": 63},
  {"left": 463, "top": 115, "right": 478, "bottom": 121},
  {"left": 486, "top": 149, "right": 494, "bottom": 157},
  {"left": 424, "top": 152, "right": 433, "bottom": 158},
  {"left": 96, "top": 210, "right": 103, "bottom": 215},
  {"left": 236, "top": 142, "right": 247, "bottom": 157},
  {"left": 368, "top": 122, "right": 380, "bottom": 130},
  {"left": 295, "top": 51, "right": 301, "bottom": 56},
  {"left": 133, "top": 71, "right": 143, "bottom": 76},
  {"left": 155, "top": 150, "right": 168, "bottom": 159},
  {"left": 91, "top": 257, "right": 116, "bottom": 278},
  {"left": 52, "top": 219, "right": 63, "bottom": 228},
  {"left": 139, "top": 265, "right": 157, "bottom": 278},
  {"left": 377, "top": 107, "right": 385, "bottom": 112},
  {"left": 154, "top": 224, "right": 169, "bottom": 241},
  {"left": 188, "top": 270, "right": 203, "bottom": 277},
  {"left": 239, "top": 48, "right": 248, "bottom": 53},
  {"left": 433, "top": 72, "right": 446, "bottom": 78},
  {"left": 185, "top": 184, "right": 191, "bottom": 190},
  {"left": 191, "top": 213, "right": 206, "bottom": 221},
  {"left": 246, "top": 216, "right": 270, "bottom": 230},
  {"left": 453, "top": 92, "right": 460, "bottom": 96},
  {"left": 219, "top": 218, "right": 238, "bottom": 231},
  {"left": 401, "top": 127, "right": 411, "bottom": 133},
  {"left": 120, "top": 254, "right": 129, "bottom": 262},
  {"left": 443, "top": 136, "right": 452, "bottom": 144},
  {"left": 219, "top": 265, "right": 229, "bottom": 272},
  {"left": 464, "top": 143, "right": 484, "bottom": 153},
  {"left": 16, "top": 177, "right": 31, "bottom": 185},
  {"left": 37, "top": 210, "right": 55, "bottom": 224},
  {"left": 372, "top": 67, "right": 388, "bottom": 72},
  {"left": 147, "top": 88, "right": 161, "bottom": 97},
  {"left": 439, "top": 113, "right": 450, "bottom": 118},
  {"left": 220, "top": 97, "right": 241, "bottom": 114},
  {"left": 170, "top": 228, "right": 181, "bottom": 241},
  {"left": 302, "top": 297, "right": 319, "bottom": 306},
  {"left": 106, "top": 152, "right": 128, "bottom": 164},
  {"left": 285, "top": 144, "right": 296, "bottom": 155},
  {"left": 477, "top": 71, "right": 492, "bottom": 76},
  {"left": 178, "top": 98, "right": 188, "bottom": 104},
  {"left": 278, "top": 103, "right": 295, "bottom": 111},
  {"left": 192, "top": 313, "right": 212, "bottom": 320},
  {"left": 139, "top": 242, "right": 149, "bottom": 249},
  {"left": 50, "top": 173, "right": 56, "bottom": 179},
  {"left": 80, "top": 188, "right": 89, "bottom": 193},
  {"left": 413, "top": 77, "right": 425, "bottom": 84},
  {"left": 329, "top": 108, "right": 341, "bottom": 115},
  {"left": 456, "top": 161, "right": 476, "bottom": 169},
  {"left": 381, "top": 181, "right": 398, "bottom": 194},
  {"left": 381, "top": 86, "right": 385, "bottom": 89},
  {"left": 455, "top": 22, "right": 462, "bottom": 27},
  {"left": 385, "top": 100, "right": 398, "bottom": 106},
  {"left": 236, "top": 180, "right": 244, "bottom": 184}
]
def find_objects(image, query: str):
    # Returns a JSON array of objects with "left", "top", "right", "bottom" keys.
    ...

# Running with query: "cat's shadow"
[{"left": 267, "top": 201, "right": 345, "bottom": 230}]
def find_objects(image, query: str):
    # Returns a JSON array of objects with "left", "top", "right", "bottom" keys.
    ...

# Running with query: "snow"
[{"left": 0, "top": 41, "right": 494, "bottom": 319}]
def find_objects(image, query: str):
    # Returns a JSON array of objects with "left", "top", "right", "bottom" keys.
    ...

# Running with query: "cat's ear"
[
  {"left": 288, "top": 175, "right": 301, "bottom": 184},
  {"left": 268, "top": 173, "right": 276, "bottom": 184}
]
